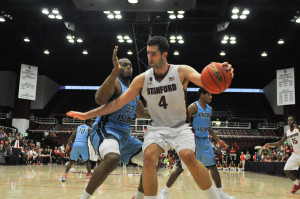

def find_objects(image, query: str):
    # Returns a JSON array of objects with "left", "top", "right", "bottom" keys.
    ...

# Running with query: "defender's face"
[
  {"left": 119, "top": 59, "right": 133, "bottom": 78},
  {"left": 147, "top": 45, "right": 166, "bottom": 69},
  {"left": 201, "top": 93, "right": 212, "bottom": 104},
  {"left": 288, "top": 117, "right": 295, "bottom": 127}
]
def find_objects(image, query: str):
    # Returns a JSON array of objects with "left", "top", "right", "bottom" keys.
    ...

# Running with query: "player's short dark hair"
[
  {"left": 197, "top": 87, "right": 209, "bottom": 98},
  {"left": 119, "top": 57, "right": 129, "bottom": 61},
  {"left": 147, "top": 36, "right": 169, "bottom": 54},
  {"left": 85, "top": 119, "right": 92, "bottom": 125}
]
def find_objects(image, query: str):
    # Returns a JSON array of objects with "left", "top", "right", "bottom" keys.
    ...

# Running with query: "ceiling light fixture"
[
  {"left": 128, "top": 0, "right": 138, "bottom": 4},
  {"left": 42, "top": 8, "right": 49, "bottom": 15},
  {"left": 278, "top": 39, "right": 284, "bottom": 44},
  {"left": 24, "top": 37, "right": 30, "bottom": 42},
  {"left": 48, "top": 14, "right": 55, "bottom": 19},
  {"left": 174, "top": 51, "right": 179, "bottom": 56},
  {"left": 0, "top": 16, "right": 5, "bottom": 22},
  {"left": 117, "top": 35, "right": 132, "bottom": 44},
  {"left": 77, "top": 38, "right": 83, "bottom": 43},
  {"left": 261, "top": 52, "right": 267, "bottom": 57},
  {"left": 127, "top": 50, "right": 133, "bottom": 55},
  {"left": 232, "top": 7, "right": 239, "bottom": 14},
  {"left": 220, "top": 51, "right": 226, "bottom": 56},
  {"left": 44, "top": 49, "right": 50, "bottom": 54},
  {"left": 82, "top": 50, "right": 88, "bottom": 55},
  {"left": 52, "top": 8, "right": 59, "bottom": 14}
]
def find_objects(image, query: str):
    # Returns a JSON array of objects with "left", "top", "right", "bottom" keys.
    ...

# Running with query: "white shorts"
[
  {"left": 284, "top": 153, "right": 300, "bottom": 170},
  {"left": 142, "top": 124, "right": 195, "bottom": 154}
]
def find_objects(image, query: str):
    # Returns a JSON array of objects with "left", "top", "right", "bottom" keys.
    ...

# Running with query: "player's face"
[
  {"left": 147, "top": 45, "right": 167, "bottom": 69},
  {"left": 119, "top": 59, "right": 133, "bottom": 78},
  {"left": 288, "top": 117, "right": 295, "bottom": 127},
  {"left": 201, "top": 93, "right": 212, "bottom": 104}
]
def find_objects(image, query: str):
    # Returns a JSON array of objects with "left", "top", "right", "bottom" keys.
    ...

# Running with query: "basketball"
[{"left": 200, "top": 62, "right": 232, "bottom": 94}]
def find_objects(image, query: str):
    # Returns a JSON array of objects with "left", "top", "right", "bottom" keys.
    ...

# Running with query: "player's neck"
[
  {"left": 154, "top": 62, "right": 169, "bottom": 76},
  {"left": 118, "top": 76, "right": 130, "bottom": 87},
  {"left": 199, "top": 100, "right": 206, "bottom": 109}
]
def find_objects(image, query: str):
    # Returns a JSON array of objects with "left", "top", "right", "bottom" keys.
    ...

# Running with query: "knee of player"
[
  {"left": 180, "top": 151, "right": 195, "bottom": 164},
  {"left": 104, "top": 153, "right": 121, "bottom": 168},
  {"left": 143, "top": 151, "right": 158, "bottom": 167}
]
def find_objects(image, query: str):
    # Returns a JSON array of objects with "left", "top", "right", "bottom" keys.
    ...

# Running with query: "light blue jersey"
[
  {"left": 90, "top": 79, "right": 143, "bottom": 164},
  {"left": 70, "top": 124, "right": 90, "bottom": 161},
  {"left": 104, "top": 78, "right": 139, "bottom": 138},
  {"left": 192, "top": 101, "right": 215, "bottom": 167},
  {"left": 74, "top": 124, "right": 89, "bottom": 143},
  {"left": 193, "top": 101, "right": 212, "bottom": 138}
]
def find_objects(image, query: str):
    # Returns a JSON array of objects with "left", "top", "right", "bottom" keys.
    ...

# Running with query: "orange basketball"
[{"left": 200, "top": 62, "right": 232, "bottom": 94}]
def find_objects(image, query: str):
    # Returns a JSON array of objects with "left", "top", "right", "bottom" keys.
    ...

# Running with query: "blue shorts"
[
  {"left": 70, "top": 142, "right": 89, "bottom": 162},
  {"left": 91, "top": 121, "right": 142, "bottom": 164},
  {"left": 195, "top": 137, "right": 216, "bottom": 167}
]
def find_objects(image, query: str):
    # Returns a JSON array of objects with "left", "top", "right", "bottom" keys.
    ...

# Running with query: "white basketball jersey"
[
  {"left": 142, "top": 64, "right": 188, "bottom": 127},
  {"left": 287, "top": 128, "right": 300, "bottom": 152}
]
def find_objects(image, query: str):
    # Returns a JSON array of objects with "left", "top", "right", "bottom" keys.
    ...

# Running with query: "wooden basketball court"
[{"left": 0, "top": 165, "right": 299, "bottom": 199}]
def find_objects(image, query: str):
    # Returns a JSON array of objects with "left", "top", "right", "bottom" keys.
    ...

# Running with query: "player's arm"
[
  {"left": 67, "top": 74, "right": 145, "bottom": 120},
  {"left": 135, "top": 100, "right": 150, "bottom": 118},
  {"left": 88, "top": 127, "right": 97, "bottom": 154},
  {"left": 264, "top": 132, "right": 287, "bottom": 148},
  {"left": 65, "top": 128, "right": 77, "bottom": 152},
  {"left": 178, "top": 62, "right": 234, "bottom": 86},
  {"left": 208, "top": 107, "right": 226, "bottom": 147},
  {"left": 95, "top": 46, "right": 121, "bottom": 105},
  {"left": 187, "top": 102, "right": 198, "bottom": 122}
]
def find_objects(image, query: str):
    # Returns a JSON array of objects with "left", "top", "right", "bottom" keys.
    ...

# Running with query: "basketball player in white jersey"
[
  {"left": 264, "top": 115, "right": 300, "bottom": 194},
  {"left": 68, "top": 36, "right": 234, "bottom": 199}
]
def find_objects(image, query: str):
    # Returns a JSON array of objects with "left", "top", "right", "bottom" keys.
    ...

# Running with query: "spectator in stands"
[
  {"left": 245, "top": 151, "right": 251, "bottom": 161},
  {"left": 229, "top": 147, "right": 237, "bottom": 161},
  {"left": 28, "top": 148, "right": 38, "bottom": 164},
  {"left": 275, "top": 155, "right": 282, "bottom": 162},
  {"left": 12, "top": 136, "right": 22, "bottom": 165},
  {"left": 229, "top": 161, "right": 236, "bottom": 170},
  {"left": 4, "top": 145, "right": 12, "bottom": 165},
  {"left": 240, "top": 152, "right": 246, "bottom": 168},
  {"left": 216, "top": 161, "right": 222, "bottom": 170},
  {"left": 234, "top": 142, "right": 239, "bottom": 151},
  {"left": 265, "top": 155, "right": 272, "bottom": 162},
  {"left": 283, "top": 154, "right": 289, "bottom": 162}
]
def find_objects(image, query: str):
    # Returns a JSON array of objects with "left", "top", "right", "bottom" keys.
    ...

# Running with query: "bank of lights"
[
  {"left": 167, "top": 11, "right": 185, "bottom": 19},
  {"left": 42, "top": 8, "right": 62, "bottom": 20},
  {"left": 221, "top": 35, "right": 236, "bottom": 45},
  {"left": 170, "top": 35, "right": 184, "bottom": 44},
  {"left": 117, "top": 35, "right": 133, "bottom": 43},
  {"left": 66, "top": 34, "right": 83, "bottom": 44},
  {"left": 103, "top": 11, "right": 122, "bottom": 19},
  {"left": 231, "top": 7, "right": 250, "bottom": 20}
]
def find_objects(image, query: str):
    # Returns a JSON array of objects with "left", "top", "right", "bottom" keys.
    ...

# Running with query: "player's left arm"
[
  {"left": 178, "top": 62, "right": 234, "bottom": 86},
  {"left": 187, "top": 102, "right": 198, "bottom": 122},
  {"left": 135, "top": 100, "right": 150, "bottom": 118},
  {"left": 65, "top": 128, "right": 77, "bottom": 152},
  {"left": 208, "top": 107, "right": 226, "bottom": 147}
]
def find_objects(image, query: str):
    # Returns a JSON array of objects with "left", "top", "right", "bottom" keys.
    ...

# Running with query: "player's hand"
[
  {"left": 294, "top": 124, "right": 299, "bottom": 130},
  {"left": 217, "top": 139, "right": 226, "bottom": 147},
  {"left": 112, "top": 46, "right": 121, "bottom": 71},
  {"left": 221, "top": 62, "right": 234, "bottom": 78},
  {"left": 66, "top": 111, "right": 88, "bottom": 120},
  {"left": 65, "top": 145, "right": 70, "bottom": 153},
  {"left": 263, "top": 144, "right": 270, "bottom": 149}
]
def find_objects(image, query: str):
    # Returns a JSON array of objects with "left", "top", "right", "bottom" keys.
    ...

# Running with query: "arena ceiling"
[{"left": 0, "top": 0, "right": 299, "bottom": 88}]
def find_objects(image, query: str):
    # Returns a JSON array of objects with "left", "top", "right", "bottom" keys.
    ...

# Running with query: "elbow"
[{"left": 95, "top": 97, "right": 105, "bottom": 105}]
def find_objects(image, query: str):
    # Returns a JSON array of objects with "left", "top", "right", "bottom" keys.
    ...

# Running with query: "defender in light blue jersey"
[
  {"left": 67, "top": 47, "right": 150, "bottom": 199},
  {"left": 159, "top": 87, "right": 235, "bottom": 199},
  {"left": 61, "top": 119, "right": 94, "bottom": 182}
]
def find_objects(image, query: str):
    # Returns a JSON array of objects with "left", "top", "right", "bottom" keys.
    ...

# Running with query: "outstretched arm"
[
  {"left": 67, "top": 73, "right": 145, "bottom": 120},
  {"left": 95, "top": 46, "right": 121, "bottom": 105},
  {"left": 264, "top": 133, "right": 287, "bottom": 148},
  {"left": 179, "top": 62, "right": 234, "bottom": 87}
]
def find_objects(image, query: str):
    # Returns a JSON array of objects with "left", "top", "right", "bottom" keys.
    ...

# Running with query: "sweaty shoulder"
[
  {"left": 177, "top": 65, "right": 192, "bottom": 88},
  {"left": 131, "top": 72, "right": 146, "bottom": 90}
]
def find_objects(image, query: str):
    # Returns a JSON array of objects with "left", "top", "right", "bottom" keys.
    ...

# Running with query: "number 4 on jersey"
[{"left": 158, "top": 96, "right": 168, "bottom": 109}]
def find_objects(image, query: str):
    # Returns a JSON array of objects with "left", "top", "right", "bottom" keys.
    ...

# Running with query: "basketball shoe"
[
  {"left": 61, "top": 174, "right": 67, "bottom": 182},
  {"left": 219, "top": 193, "right": 235, "bottom": 199},
  {"left": 291, "top": 184, "right": 300, "bottom": 194},
  {"left": 158, "top": 189, "right": 168, "bottom": 199}
]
